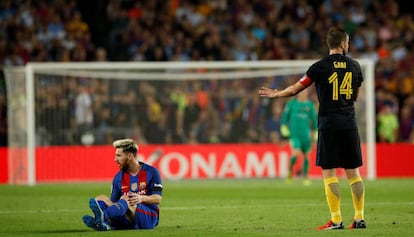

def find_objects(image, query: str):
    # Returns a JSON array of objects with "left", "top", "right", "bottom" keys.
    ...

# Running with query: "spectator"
[
  {"left": 399, "top": 105, "right": 413, "bottom": 142},
  {"left": 264, "top": 101, "right": 282, "bottom": 144},
  {"left": 1, "top": 0, "right": 414, "bottom": 145},
  {"left": 377, "top": 104, "right": 399, "bottom": 143},
  {"left": 75, "top": 83, "right": 93, "bottom": 144},
  {"left": 66, "top": 10, "right": 88, "bottom": 37},
  {"left": 47, "top": 12, "right": 66, "bottom": 40}
]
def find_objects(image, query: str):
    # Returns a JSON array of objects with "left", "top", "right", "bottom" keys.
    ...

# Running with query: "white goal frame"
[{"left": 6, "top": 60, "right": 376, "bottom": 185}]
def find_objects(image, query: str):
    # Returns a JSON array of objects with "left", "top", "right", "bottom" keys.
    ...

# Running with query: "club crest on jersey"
[
  {"left": 131, "top": 182, "right": 138, "bottom": 192},
  {"left": 139, "top": 182, "right": 146, "bottom": 190}
]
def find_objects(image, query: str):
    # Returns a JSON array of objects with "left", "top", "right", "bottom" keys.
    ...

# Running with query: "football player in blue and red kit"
[
  {"left": 259, "top": 27, "right": 366, "bottom": 230},
  {"left": 82, "top": 138, "right": 163, "bottom": 231}
]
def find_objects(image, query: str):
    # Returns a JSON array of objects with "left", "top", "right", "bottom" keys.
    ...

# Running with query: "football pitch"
[{"left": 0, "top": 178, "right": 413, "bottom": 237}]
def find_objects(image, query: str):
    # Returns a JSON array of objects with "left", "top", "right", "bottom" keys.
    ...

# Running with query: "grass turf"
[{"left": 0, "top": 178, "right": 413, "bottom": 237}]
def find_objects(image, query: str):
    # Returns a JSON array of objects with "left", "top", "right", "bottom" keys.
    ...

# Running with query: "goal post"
[
  {"left": 4, "top": 60, "right": 376, "bottom": 185},
  {"left": 362, "top": 59, "right": 376, "bottom": 180}
]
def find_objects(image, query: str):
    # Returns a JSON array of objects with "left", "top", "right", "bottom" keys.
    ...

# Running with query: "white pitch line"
[{"left": 0, "top": 202, "right": 412, "bottom": 214}]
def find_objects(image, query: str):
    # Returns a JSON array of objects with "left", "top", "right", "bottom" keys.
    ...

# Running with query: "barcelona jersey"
[{"left": 110, "top": 162, "right": 162, "bottom": 213}]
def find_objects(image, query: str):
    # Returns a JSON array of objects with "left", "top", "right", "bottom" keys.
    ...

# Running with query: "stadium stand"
[{"left": 0, "top": 0, "right": 413, "bottom": 146}]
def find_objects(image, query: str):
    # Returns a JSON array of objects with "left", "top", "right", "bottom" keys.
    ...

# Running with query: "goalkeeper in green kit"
[{"left": 280, "top": 89, "right": 317, "bottom": 185}]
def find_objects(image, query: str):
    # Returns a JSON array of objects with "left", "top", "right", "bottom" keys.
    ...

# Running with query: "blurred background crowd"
[{"left": 0, "top": 0, "right": 413, "bottom": 146}]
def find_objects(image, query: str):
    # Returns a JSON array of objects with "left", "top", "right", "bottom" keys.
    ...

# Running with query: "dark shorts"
[{"left": 316, "top": 129, "right": 363, "bottom": 169}]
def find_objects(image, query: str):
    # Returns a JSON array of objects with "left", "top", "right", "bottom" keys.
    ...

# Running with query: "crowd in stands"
[{"left": 0, "top": 0, "right": 413, "bottom": 146}]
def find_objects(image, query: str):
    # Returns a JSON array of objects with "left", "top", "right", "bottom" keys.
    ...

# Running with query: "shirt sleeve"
[
  {"left": 149, "top": 167, "right": 163, "bottom": 196},
  {"left": 299, "top": 74, "right": 313, "bottom": 87},
  {"left": 280, "top": 101, "right": 291, "bottom": 126},
  {"left": 110, "top": 173, "right": 122, "bottom": 202}
]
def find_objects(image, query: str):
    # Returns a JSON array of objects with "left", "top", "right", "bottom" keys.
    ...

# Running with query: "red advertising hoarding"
[{"left": 0, "top": 143, "right": 413, "bottom": 184}]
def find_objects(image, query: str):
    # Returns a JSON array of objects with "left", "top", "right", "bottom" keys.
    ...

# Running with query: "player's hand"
[
  {"left": 280, "top": 125, "right": 290, "bottom": 138},
  {"left": 127, "top": 192, "right": 144, "bottom": 206},
  {"left": 313, "top": 131, "right": 318, "bottom": 142},
  {"left": 259, "top": 87, "right": 278, "bottom": 98},
  {"left": 120, "top": 192, "right": 129, "bottom": 201}
]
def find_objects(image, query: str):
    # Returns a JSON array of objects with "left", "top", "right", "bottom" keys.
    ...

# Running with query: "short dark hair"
[
  {"left": 326, "top": 27, "right": 348, "bottom": 49},
  {"left": 113, "top": 138, "right": 138, "bottom": 155}
]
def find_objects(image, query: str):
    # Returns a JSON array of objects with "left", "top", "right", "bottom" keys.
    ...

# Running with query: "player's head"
[
  {"left": 326, "top": 27, "right": 349, "bottom": 55},
  {"left": 113, "top": 138, "right": 139, "bottom": 170},
  {"left": 113, "top": 138, "right": 139, "bottom": 155}
]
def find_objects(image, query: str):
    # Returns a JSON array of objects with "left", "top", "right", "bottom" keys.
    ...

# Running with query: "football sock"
[
  {"left": 104, "top": 199, "right": 129, "bottom": 219},
  {"left": 97, "top": 200, "right": 108, "bottom": 211},
  {"left": 303, "top": 157, "right": 309, "bottom": 178},
  {"left": 324, "top": 177, "right": 342, "bottom": 223},
  {"left": 289, "top": 156, "right": 297, "bottom": 176},
  {"left": 349, "top": 176, "right": 365, "bottom": 220}
]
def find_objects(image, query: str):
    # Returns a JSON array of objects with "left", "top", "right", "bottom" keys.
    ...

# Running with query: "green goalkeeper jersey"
[{"left": 281, "top": 98, "right": 317, "bottom": 137}]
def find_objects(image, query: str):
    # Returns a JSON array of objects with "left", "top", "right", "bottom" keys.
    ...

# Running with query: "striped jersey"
[{"left": 110, "top": 162, "right": 162, "bottom": 212}]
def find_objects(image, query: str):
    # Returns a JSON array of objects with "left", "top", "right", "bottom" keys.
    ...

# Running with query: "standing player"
[
  {"left": 281, "top": 89, "right": 317, "bottom": 185},
  {"left": 82, "top": 138, "right": 163, "bottom": 231},
  {"left": 259, "top": 27, "right": 366, "bottom": 230}
]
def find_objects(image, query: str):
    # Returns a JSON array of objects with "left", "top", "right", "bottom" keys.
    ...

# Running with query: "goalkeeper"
[{"left": 280, "top": 89, "right": 317, "bottom": 185}]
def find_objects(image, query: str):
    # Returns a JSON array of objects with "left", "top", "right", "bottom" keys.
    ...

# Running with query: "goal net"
[{"left": 4, "top": 60, "right": 375, "bottom": 185}]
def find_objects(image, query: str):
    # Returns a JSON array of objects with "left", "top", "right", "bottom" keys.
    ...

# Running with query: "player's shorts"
[
  {"left": 316, "top": 129, "right": 362, "bottom": 169},
  {"left": 133, "top": 204, "right": 159, "bottom": 229},
  {"left": 290, "top": 135, "right": 311, "bottom": 153}
]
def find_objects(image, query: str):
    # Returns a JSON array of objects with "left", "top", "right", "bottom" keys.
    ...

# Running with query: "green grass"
[{"left": 0, "top": 178, "right": 413, "bottom": 237}]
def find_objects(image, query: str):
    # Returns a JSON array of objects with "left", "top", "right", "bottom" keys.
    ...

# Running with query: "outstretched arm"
[{"left": 259, "top": 81, "right": 307, "bottom": 99}]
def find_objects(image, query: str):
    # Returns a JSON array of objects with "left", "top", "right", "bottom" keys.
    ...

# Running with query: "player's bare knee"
[
  {"left": 322, "top": 168, "right": 336, "bottom": 178},
  {"left": 95, "top": 195, "right": 112, "bottom": 206},
  {"left": 345, "top": 168, "right": 360, "bottom": 179},
  {"left": 292, "top": 150, "right": 301, "bottom": 157}
]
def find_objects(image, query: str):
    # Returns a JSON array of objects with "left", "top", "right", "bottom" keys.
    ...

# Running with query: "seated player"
[{"left": 82, "top": 138, "right": 163, "bottom": 231}]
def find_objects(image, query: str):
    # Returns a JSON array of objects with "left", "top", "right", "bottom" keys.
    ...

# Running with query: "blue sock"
[
  {"left": 97, "top": 200, "right": 107, "bottom": 211},
  {"left": 104, "top": 199, "right": 129, "bottom": 219}
]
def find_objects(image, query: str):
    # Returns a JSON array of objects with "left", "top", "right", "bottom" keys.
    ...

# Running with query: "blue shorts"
[{"left": 133, "top": 204, "right": 159, "bottom": 229}]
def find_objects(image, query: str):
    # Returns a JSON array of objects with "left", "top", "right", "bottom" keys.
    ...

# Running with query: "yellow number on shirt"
[{"left": 328, "top": 72, "right": 353, "bottom": 100}]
